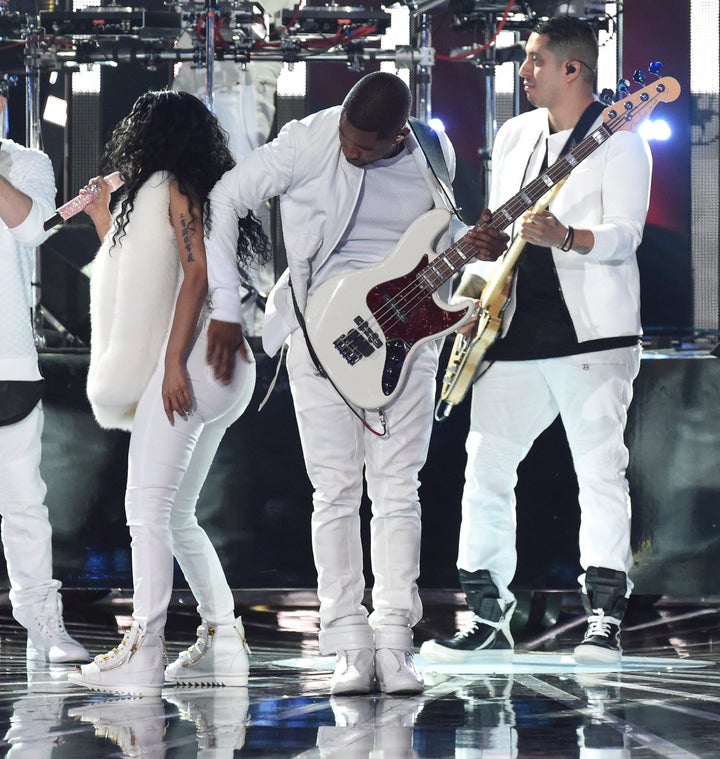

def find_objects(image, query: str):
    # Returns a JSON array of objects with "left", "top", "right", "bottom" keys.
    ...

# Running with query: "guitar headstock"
[{"left": 600, "top": 62, "right": 681, "bottom": 135}]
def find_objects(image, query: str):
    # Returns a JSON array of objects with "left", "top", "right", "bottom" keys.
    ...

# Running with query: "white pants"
[
  {"left": 127, "top": 325, "right": 255, "bottom": 633},
  {"left": 287, "top": 333, "right": 439, "bottom": 630},
  {"left": 458, "top": 346, "right": 641, "bottom": 601},
  {"left": 0, "top": 404, "right": 61, "bottom": 611}
]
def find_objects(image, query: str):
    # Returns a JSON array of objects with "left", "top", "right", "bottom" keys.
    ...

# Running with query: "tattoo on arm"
[{"left": 179, "top": 213, "right": 195, "bottom": 262}]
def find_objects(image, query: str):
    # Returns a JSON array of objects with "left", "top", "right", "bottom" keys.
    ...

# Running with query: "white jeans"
[
  {"left": 127, "top": 325, "right": 255, "bottom": 633},
  {"left": 287, "top": 333, "right": 439, "bottom": 630},
  {"left": 458, "top": 346, "right": 641, "bottom": 601},
  {"left": 0, "top": 404, "right": 61, "bottom": 611}
]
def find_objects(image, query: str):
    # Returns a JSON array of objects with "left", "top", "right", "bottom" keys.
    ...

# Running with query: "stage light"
[
  {"left": 277, "top": 62, "right": 307, "bottom": 97},
  {"left": 72, "top": 66, "right": 101, "bottom": 94},
  {"left": 43, "top": 95, "right": 67, "bottom": 127},
  {"left": 428, "top": 117, "right": 445, "bottom": 133},
  {"left": 639, "top": 118, "right": 672, "bottom": 142}
]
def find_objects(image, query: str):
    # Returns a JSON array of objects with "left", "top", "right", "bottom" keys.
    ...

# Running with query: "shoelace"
[
  {"left": 181, "top": 624, "right": 214, "bottom": 662},
  {"left": 456, "top": 612, "right": 507, "bottom": 639},
  {"left": 585, "top": 610, "right": 620, "bottom": 640},
  {"left": 456, "top": 619, "right": 483, "bottom": 640},
  {"left": 96, "top": 628, "right": 136, "bottom": 664},
  {"left": 31, "top": 612, "right": 69, "bottom": 641}
]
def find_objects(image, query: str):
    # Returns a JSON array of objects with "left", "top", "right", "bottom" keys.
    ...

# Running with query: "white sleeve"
[
  {"left": 5, "top": 149, "right": 56, "bottom": 247},
  {"left": 206, "top": 122, "right": 298, "bottom": 323},
  {"left": 206, "top": 166, "right": 247, "bottom": 323}
]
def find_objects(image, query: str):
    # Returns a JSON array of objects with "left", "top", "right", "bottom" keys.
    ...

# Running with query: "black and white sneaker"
[
  {"left": 573, "top": 609, "right": 622, "bottom": 664},
  {"left": 420, "top": 600, "right": 516, "bottom": 663}
]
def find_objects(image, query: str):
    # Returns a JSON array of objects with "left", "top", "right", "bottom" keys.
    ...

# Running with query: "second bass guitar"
[
  {"left": 303, "top": 75, "right": 680, "bottom": 411},
  {"left": 435, "top": 180, "right": 566, "bottom": 420}
]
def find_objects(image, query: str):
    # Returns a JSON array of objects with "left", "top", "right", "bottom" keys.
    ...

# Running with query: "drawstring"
[{"left": 257, "top": 342, "right": 287, "bottom": 412}]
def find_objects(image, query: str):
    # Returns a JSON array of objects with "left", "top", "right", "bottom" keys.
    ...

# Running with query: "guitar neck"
[
  {"left": 421, "top": 122, "right": 613, "bottom": 291},
  {"left": 486, "top": 123, "right": 612, "bottom": 233},
  {"left": 480, "top": 176, "right": 568, "bottom": 308}
]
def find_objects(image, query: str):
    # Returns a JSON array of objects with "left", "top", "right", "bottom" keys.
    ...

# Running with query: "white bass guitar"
[{"left": 303, "top": 76, "right": 681, "bottom": 411}]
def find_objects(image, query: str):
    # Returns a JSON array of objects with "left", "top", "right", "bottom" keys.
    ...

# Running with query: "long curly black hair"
[{"left": 100, "top": 89, "right": 269, "bottom": 268}]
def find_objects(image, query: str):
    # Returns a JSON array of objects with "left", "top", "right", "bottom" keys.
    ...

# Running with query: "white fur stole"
[{"left": 87, "top": 171, "right": 180, "bottom": 430}]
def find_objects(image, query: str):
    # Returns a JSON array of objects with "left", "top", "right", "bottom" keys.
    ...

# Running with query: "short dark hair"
[
  {"left": 342, "top": 72, "right": 412, "bottom": 138},
  {"left": 533, "top": 16, "right": 598, "bottom": 81}
]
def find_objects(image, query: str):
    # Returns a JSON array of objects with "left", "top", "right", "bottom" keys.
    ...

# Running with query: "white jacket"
[
  {"left": 470, "top": 106, "right": 652, "bottom": 341},
  {"left": 205, "top": 106, "right": 461, "bottom": 356},
  {"left": 0, "top": 140, "right": 55, "bottom": 381}
]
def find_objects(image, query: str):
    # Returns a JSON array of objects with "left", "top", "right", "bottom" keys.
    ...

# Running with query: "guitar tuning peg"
[
  {"left": 616, "top": 78, "right": 630, "bottom": 92},
  {"left": 633, "top": 69, "right": 646, "bottom": 85},
  {"left": 600, "top": 88, "right": 615, "bottom": 105},
  {"left": 614, "top": 79, "right": 630, "bottom": 101},
  {"left": 648, "top": 60, "right": 663, "bottom": 76}
]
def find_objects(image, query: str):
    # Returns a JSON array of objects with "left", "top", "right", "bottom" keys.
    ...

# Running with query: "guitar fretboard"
[{"left": 416, "top": 122, "right": 614, "bottom": 294}]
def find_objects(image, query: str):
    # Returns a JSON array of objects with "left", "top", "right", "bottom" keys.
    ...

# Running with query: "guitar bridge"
[{"left": 333, "top": 316, "right": 381, "bottom": 365}]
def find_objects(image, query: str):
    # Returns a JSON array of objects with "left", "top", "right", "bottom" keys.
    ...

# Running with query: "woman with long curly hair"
[{"left": 69, "top": 90, "right": 269, "bottom": 696}]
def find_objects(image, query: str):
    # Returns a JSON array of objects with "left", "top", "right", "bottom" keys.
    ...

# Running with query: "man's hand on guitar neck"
[{"left": 463, "top": 209, "right": 510, "bottom": 262}]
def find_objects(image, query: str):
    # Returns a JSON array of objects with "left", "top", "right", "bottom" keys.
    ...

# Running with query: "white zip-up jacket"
[
  {"left": 205, "top": 105, "right": 460, "bottom": 356},
  {"left": 469, "top": 106, "right": 652, "bottom": 342},
  {"left": 0, "top": 140, "right": 55, "bottom": 381}
]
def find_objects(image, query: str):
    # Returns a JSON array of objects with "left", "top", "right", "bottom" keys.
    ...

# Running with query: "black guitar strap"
[
  {"left": 408, "top": 117, "right": 466, "bottom": 224},
  {"left": 560, "top": 99, "right": 605, "bottom": 157},
  {"left": 289, "top": 278, "right": 326, "bottom": 378}
]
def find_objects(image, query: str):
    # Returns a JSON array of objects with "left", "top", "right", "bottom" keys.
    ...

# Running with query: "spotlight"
[
  {"left": 639, "top": 118, "right": 672, "bottom": 141},
  {"left": 428, "top": 117, "right": 445, "bottom": 132}
]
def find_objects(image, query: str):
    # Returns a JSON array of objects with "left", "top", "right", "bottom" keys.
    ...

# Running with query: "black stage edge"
[{"left": 12, "top": 343, "right": 720, "bottom": 598}]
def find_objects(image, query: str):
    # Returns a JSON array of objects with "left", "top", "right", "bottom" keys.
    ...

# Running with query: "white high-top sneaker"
[
  {"left": 319, "top": 620, "right": 375, "bottom": 696},
  {"left": 374, "top": 617, "right": 424, "bottom": 695},
  {"left": 164, "top": 618, "right": 250, "bottom": 687},
  {"left": 13, "top": 592, "right": 90, "bottom": 664},
  {"left": 67, "top": 621, "right": 166, "bottom": 697}
]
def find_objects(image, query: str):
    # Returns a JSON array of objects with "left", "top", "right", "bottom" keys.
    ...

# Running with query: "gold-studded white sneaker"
[
  {"left": 164, "top": 617, "right": 249, "bottom": 687},
  {"left": 67, "top": 621, "right": 166, "bottom": 697}
]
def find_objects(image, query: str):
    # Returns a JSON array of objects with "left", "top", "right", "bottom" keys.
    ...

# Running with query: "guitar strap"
[
  {"left": 408, "top": 117, "right": 466, "bottom": 223},
  {"left": 289, "top": 278, "right": 326, "bottom": 379},
  {"left": 559, "top": 99, "right": 605, "bottom": 159}
]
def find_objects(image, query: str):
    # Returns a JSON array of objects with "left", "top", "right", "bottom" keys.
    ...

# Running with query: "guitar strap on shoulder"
[
  {"left": 408, "top": 117, "right": 466, "bottom": 224},
  {"left": 561, "top": 100, "right": 605, "bottom": 156}
]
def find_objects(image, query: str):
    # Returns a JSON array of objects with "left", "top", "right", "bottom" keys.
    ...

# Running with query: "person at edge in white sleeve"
[{"left": 0, "top": 138, "right": 90, "bottom": 664}]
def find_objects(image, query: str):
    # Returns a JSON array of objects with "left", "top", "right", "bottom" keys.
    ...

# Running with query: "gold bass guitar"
[{"left": 435, "top": 179, "right": 567, "bottom": 420}]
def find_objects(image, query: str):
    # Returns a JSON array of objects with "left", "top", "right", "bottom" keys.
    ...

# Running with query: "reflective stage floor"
[{"left": 1, "top": 592, "right": 719, "bottom": 757}]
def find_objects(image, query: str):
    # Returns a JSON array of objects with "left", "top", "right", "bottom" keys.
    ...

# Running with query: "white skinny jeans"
[
  {"left": 126, "top": 324, "right": 255, "bottom": 633},
  {"left": 458, "top": 346, "right": 641, "bottom": 601},
  {"left": 0, "top": 404, "right": 61, "bottom": 611},
  {"left": 287, "top": 333, "right": 439, "bottom": 630}
]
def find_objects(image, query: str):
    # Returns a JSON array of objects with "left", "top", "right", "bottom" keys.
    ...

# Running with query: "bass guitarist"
[
  {"left": 421, "top": 16, "right": 653, "bottom": 665},
  {"left": 204, "top": 72, "right": 508, "bottom": 695}
]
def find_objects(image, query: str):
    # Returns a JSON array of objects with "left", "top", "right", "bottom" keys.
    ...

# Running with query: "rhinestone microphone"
[{"left": 44, "top": 171, "right": 124, "bottom": 231}]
